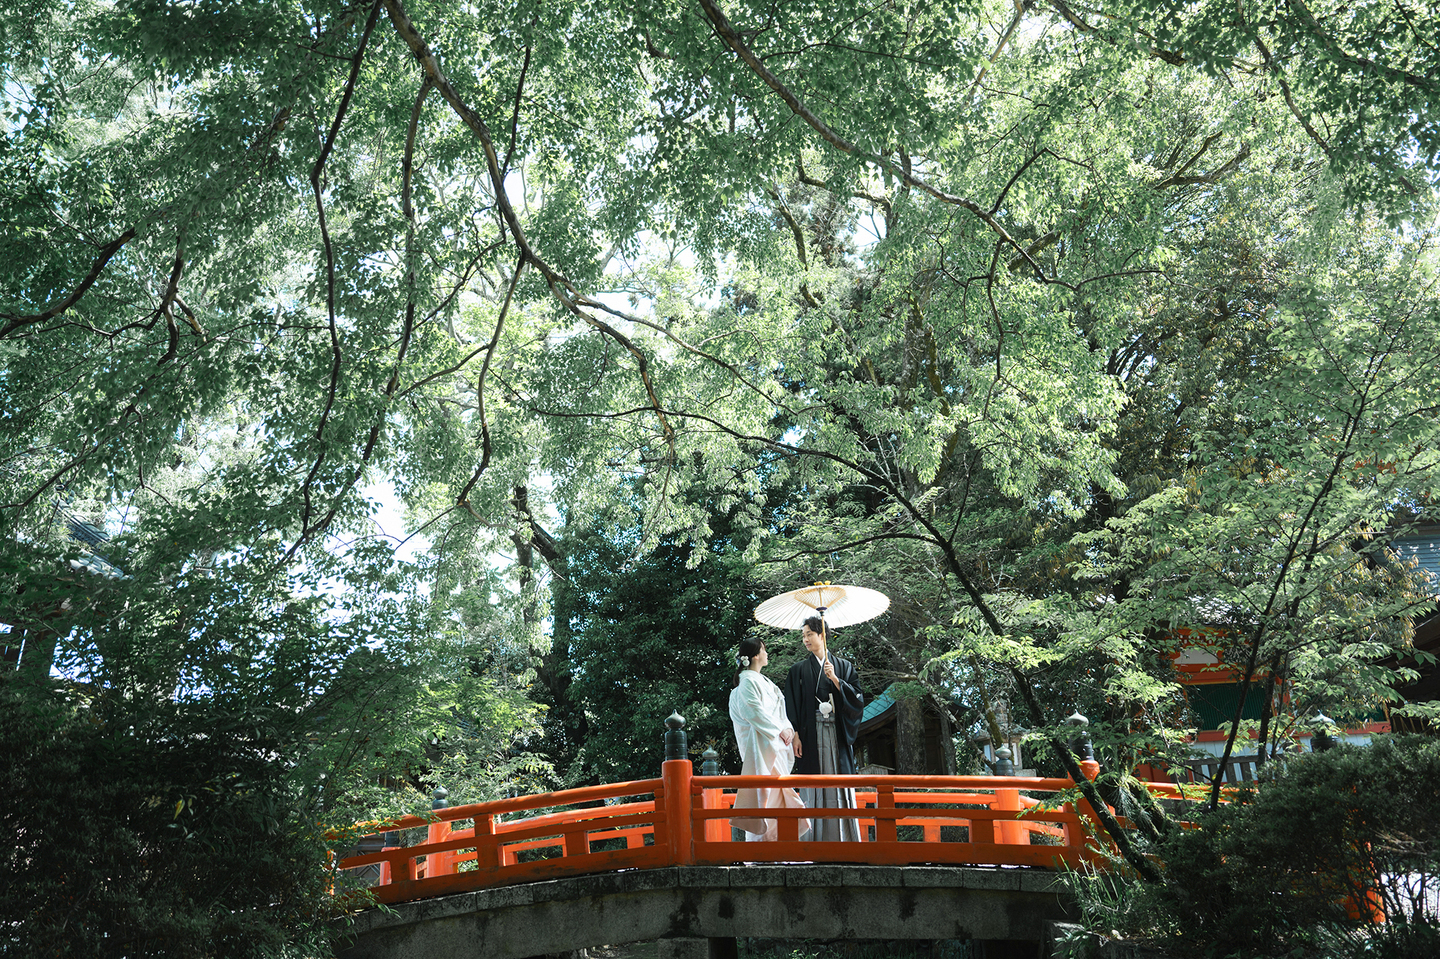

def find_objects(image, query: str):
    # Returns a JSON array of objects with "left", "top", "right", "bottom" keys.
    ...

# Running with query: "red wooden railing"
[{"left": 338, "top": 760, "right": 1190, "bottom": 906}]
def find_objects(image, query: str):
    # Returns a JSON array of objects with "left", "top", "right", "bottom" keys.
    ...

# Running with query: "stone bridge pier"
[{"left": 337, "top": 864, "right": 1076, "bottom": 959}]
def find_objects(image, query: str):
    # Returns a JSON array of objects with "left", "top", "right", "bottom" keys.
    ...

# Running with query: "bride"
[{"left": 728, "top": 636, "right": 809, "bottom": 841}]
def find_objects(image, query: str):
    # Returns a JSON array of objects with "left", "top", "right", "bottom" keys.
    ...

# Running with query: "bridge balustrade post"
[
  {"left": 474, "top": 809, "right": 502, "bottom": 870},
  {"left": 662, "top": 712, "right": 695, "bottom": 865},
  {"left": 992, "top": 751, "right": 1023, "bottom": 845},
  {"left": 347, "top": 833, "right": 386, "bottom": 890},
  {"left": 563, "top": 824, "right": 589, "bottom": 858},
  {"left": 994, "top": 791, "right": 1023, "bottom": 845},
  {"left": 698, "top": 748, "right": 727, "bottom": 843},
  {"left": 875, "top": 784, "right": 897, "bottom": 843},
  {"left": 1067, "top": 711, "right": 1101, "bottom": 781},
  {"left": 1063, "top": 714, "right": 1105, "bottom": 858},
  {"left": 1061, "top": 796, "right": 1078, "bottom": 849},
  {"left": 425, "top": 787, "right": 458, "bottom": 879},
  {"left": 380, "top": 829, "right": 399, "bottom": 885},
  {"left": 664, "top": 711, "right": 688, "bottom": 763}
]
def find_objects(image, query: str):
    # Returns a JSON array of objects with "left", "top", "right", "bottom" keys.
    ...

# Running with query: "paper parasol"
[{"left": 753, "top": 582, "right": 890, "bottom": 630}]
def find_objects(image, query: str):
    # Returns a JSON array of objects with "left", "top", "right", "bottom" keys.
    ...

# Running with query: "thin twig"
[
  {"left": 293, "top": 0, "right": 384, "bottom": 554},
  {"left": 457, "top": 255, "right": 525, "bottom": 515}
]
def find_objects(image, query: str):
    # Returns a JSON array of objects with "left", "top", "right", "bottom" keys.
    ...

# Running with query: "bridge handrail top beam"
[
  {"left": 693, "top": 774, "right": 1078, "bottom": 790},
  {"left": 713, "top": 790, "right": 1051, "bottom": 806},
  {"left": 493, "top": 801, "right": 657, "bottom": 834},
  {"left": 485, "top": 810, "right": 665, "bottom": 845},
  {"left": 354, "top": 777, "right": 666, "bottom": 832},
  {"left": 689, "top": 806, "right": 1085, "bottom": 823}
]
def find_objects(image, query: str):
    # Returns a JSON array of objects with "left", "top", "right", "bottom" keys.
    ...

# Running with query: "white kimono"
[{"left": 728, "top": 669, "right": 809, "bottom": 841}]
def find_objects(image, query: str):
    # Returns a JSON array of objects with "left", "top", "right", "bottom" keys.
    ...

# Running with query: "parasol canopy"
[{"left": 753, "top": 582, "right": 890, "bottom": 630}]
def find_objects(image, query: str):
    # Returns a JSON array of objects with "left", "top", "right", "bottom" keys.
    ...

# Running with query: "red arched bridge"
[{"left": 338, "top": 757, "right": 1189, "bottom": 905}]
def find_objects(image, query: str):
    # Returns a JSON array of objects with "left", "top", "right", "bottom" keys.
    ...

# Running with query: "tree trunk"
[
  {"left": 933, "top": 694, "right": 957, "bottom": 774},
  {"left": 894, "top": 696, "right": 928, "bottom": 773},
  {"left": 1255, "top": 655, "right": 1281, "bottom": 767}
]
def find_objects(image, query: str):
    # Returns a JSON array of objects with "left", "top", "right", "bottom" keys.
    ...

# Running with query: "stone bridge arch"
[{"left": 337, "top": 864, "right": 1075, "bottom": 959}]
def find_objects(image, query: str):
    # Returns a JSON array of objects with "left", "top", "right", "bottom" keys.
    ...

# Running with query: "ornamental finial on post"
[
  {"left": 993, "top": 745, "right": 1015, "bottom": 777},
  {"left": 1311, "top": 712, "right": 1337, "bottom": 752},
  {"left": 1066, "top": 710, "right": 1100, "bottom": 779},
  {"left": 664, "top": 711, "right": 688, "bottom": 763}
]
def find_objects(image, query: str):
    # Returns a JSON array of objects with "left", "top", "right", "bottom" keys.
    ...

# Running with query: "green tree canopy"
[{"left": 4, "top": 0, "right": 1440, "bottom": 935}]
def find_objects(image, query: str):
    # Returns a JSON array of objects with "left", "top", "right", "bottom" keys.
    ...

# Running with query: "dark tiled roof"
[
  {"left": 66, "top": 518, "right": 109, "bottom": 548},
  {"left": 1391, "top": 527, "right": 1440, "bottom": 591}
]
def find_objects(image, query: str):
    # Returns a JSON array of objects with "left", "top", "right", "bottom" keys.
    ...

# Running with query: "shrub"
[
  {"left": 1078, "top": 736, "right": 1440, "bottom": 958},
  {"left": 1, "top": 678, "right": 337, "bottom": 959}
]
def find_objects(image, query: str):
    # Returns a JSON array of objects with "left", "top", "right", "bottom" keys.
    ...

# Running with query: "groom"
[{"left": 783, "top": 615, "right": 864, "bottom": 840}]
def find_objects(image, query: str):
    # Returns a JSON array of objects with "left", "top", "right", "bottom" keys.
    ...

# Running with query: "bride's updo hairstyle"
[{"left": 733, "top": 636, "right": 765, "bottom": 686}]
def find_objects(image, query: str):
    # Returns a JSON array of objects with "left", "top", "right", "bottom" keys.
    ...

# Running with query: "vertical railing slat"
[{"left": 875, "top": 784, "right": 897, "bottom": 843}]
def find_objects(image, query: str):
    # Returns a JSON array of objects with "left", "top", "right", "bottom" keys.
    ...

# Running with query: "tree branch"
[
  {"left": 697, "top": 0, "right": 1066, "bottom": 288},
  {"left": 155, "top": 231, "right": 188, "bottom": 365},
  {"left": 2, "top": 102, "right": 293, "bottom": 340},
  {"left": 286, "top": 74, "right": 435, "bottom": 556},
  {"left": 1046, "top": 0, "right": 1095, "bottom": 32},
  {"left": 1006, "top": 230, "right": 1061, "bottom": 274},
  {"left": 768, "top": 185, "right": 822, "bottom": 307},
  {"left": 456, "top": 255, "right": 525, "bottom": 515},
  {"left": 970, "top": 0, "right": 1032, "bottom": 94},
  {"left": 1289, "top": 0, "right": 1439, "bottom": 94},
  {"left": 0, "top": 229, "right": 137, "bottom": 339},
  {"left": 575, "top": 288, "right": 800, "bottom": 418},
  {"left": 1154, "top": 140, "right": 1250, "bottom": 190},
  {"left": 392, "top": 76, "right": 431, "bottom": 397},
  {"left": 1252, "top": 36, "right": 1333, "bottom": 159},
  {"left": 2, "top": 335, "right": 211, "bottom": 512},
  {"left": 1045, "top": 0, "right": 1186, "bottom": 64},
  {"left": 294, "top": 0, "right": 384, "bottom": 552},
  {"left": 502, "top": 42, "right": 532, "bottom": 177},
  {"left": 383, "top": 0, "right": 677, "bottom": 451}
]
